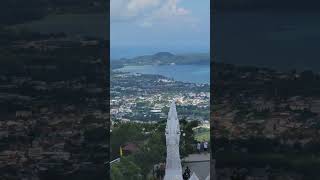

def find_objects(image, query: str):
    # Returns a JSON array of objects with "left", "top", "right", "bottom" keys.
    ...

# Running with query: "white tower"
[{"left": 164, "top": 101, "right": 183, "bottom": 180}]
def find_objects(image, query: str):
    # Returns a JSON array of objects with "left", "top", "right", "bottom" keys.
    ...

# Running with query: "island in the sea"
[{"left": 111, "top": 52, "right": 210, "bottom": 69}]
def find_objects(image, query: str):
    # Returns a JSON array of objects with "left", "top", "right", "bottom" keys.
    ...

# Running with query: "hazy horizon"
[{"left": 111, "top": 0, "right": 210, "bottom": 59}]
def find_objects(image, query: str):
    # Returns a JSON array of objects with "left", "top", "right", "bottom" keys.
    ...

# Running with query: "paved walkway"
[{"left": 182, "top": 153, "right": 210, "bottom": 180}]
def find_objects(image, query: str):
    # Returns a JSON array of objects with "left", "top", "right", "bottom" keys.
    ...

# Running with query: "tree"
[
  {"left": 111, "top": 157, "right": 142, "bottom": 180},
  {"left": 110, "top": 123, "right": 145, "bottom": 159},
  {"left": 180, "top": 120, "right": 199, "bottom": 156},
  {"left": 133, "top": 131, "right": 166, "bottom": 178}
]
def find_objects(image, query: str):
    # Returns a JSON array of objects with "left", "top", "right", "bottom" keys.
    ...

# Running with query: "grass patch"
[{"left": 194, "top": 128, "right": 210, "bottom": 142}]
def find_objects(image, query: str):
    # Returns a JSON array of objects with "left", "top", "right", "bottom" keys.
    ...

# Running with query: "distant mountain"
[
  {"left": 111, "top": 52, "right": 210, "bottom": 69},
  {"left": 153, "top": 52, "right": 175, "bottom": 58}
]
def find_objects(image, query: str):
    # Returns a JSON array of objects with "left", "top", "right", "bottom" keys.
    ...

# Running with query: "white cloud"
[
  {"left": 111, "top": 0, "right": 193, "bottom": 27},
  {"left": 127, "top": 0, "right": 160, "bottom": 12}
]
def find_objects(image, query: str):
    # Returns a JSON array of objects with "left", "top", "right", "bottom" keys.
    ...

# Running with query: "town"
[{"left": 110, "top": 71, "right": 210, "bottom": 124}]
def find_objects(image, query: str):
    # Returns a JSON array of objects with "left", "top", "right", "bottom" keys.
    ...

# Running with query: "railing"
[{"left": 109, "top": 158, "right": 120, "bottom": 165}]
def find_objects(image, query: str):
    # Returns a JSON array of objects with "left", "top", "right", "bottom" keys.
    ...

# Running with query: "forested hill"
[{"left": 111, "top": 52, "right": 210, "bottom": 69}]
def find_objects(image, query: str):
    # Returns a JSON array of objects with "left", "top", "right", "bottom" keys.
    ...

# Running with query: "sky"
[{"left": 110, "top": 0, "right": 210, "bottom": 58}]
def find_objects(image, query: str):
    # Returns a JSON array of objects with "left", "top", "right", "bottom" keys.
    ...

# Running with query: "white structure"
[
  {"left": 164, "top": 101, "right": 183, "bottom": 180},
  {"left": 189, "top": 173, "right": 200, "bottom": 180},
  {"left": 164, "top": 101, "right": 210, "bottom": 180}
]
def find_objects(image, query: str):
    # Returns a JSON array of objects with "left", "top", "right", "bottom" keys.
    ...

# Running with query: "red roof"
[{"left": 122, "top": 143, "right": 139, "bottom": 152}]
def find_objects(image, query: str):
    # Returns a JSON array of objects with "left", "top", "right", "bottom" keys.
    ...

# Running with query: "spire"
[
  {"left": 164, "top": 100, "right": 183, "bottom": 180},
  {"left": 168, "top": 101, "right": 178, "bottom": 121},
  {"left": 166, "top": 101, "right": 180, "bottom": 136}
]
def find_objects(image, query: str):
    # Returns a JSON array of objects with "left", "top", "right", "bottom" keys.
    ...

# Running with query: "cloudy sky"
[{"left": 110, "top": 0, "right": 210, "bottom": 58}]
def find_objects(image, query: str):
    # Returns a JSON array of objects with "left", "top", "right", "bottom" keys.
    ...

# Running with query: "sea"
[{"left": 116, "top": 64, "right": 210, "bottom": 84}]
